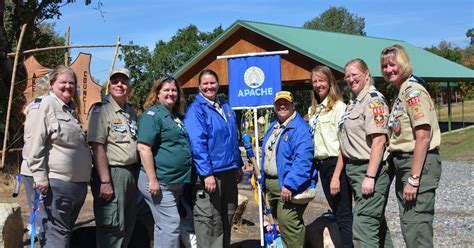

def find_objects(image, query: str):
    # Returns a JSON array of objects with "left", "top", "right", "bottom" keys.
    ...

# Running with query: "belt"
[
  {"left": 265, "top": 174, "right": 278, "bottom": 179},
  {"left": 109, "top": 163, "right": 138, "bottom": 168},
  {"left": 391, "top": 148, "right": 439, "bottom": 158},
  {"left": 346, "top": 158, "right": 369, "bottom": 165},
  {"left": 314, "top": 157, "right": 338, "bottom": 164}
]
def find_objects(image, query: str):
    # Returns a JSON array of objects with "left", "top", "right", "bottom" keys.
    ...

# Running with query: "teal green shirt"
[{"left": 138, "top": 104, "right": 192, "bottom": 184}]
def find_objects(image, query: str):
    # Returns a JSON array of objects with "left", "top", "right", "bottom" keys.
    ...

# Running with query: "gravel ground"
[{"left": 383, "top": 160, "right": 474, "bottom": 247}]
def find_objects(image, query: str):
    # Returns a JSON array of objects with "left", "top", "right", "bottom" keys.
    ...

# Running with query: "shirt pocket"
[
  {"left": 110, "top": 123, "right": 129, "bottom": 143},
  {"left": 55, "top": 112, "right": 85, "bottom": 146}
]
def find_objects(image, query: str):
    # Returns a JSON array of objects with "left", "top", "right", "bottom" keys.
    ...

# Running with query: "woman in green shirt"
[{"left": 137, "top": 76, "right": 192, "bottom": 248}]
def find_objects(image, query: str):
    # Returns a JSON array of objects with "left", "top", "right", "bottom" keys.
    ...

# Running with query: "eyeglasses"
[
  {"left": 110, "top": 78, "right": 130, "bottom": 85},
  {"left": 344, "top": 73, "right": 363, "bottom": 82}
]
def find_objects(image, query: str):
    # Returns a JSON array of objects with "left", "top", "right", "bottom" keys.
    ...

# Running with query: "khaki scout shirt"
[
  {"left": 264, "top": 112, "right": 297, "bottom": 176},
  {"left": 87, "top": 96, "right": 138, "bottom": 166},
  {"left": 308, "top": 99, "right": 346, "bottom": 159},
  {"left": 388, "top": 78, "right": 441, "bottom": 152},
  {"left": 339, "top": 86, "right": 389, "bottom": 161},
  {"left": 20, "top": 96, "right": 45, "bottom": 177},
  {"left": 27, "top": 93, "right": 92, "bottom": 182}
]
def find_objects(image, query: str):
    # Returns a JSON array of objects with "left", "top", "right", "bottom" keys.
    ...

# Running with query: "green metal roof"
[{"left": 175, "top": 20, "right": 474, "bottom": 82}]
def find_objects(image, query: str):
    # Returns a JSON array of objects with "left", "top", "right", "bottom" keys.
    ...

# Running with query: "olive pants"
[
  {"left": 92, "top": 166, "right": 137, "bottom": 248},
  {"left": 389, "top": 151, "right": 441, "bottom": 248},
  {"left": 345, "top": 160, "right": 393, "bottom": 248},
  {"left": 265, "top": 177, "right": 308, "bottom": 248}
]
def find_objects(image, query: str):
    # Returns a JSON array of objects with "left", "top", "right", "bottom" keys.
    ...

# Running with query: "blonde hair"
[
  {"left": 380, "top": 44, "right": 413, "bottom": 83},
  {"left": 49, "top": 65, "right": 81, "bottom": 116},
  {"left": 143, "top": 77, "right": 187, "bottom": 115},
  {"left": 344, "top": 58, "right": 374, "bottom": 90},
  {"left": 309, "top": 66, "right": 342, "bottom": 115}
]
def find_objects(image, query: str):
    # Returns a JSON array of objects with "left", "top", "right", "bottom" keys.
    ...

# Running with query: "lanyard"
[
  {"left": 268, "top": 124, "right": 285, "bottom": 151},
  {"left": 388, "top": 98, "right": 402, "bottom": 128}
]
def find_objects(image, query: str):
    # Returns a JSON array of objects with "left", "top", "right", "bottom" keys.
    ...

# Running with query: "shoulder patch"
[
  {"left": 92, "top": 103, "right": 102, "bottom": 113},
  {"left": 146, "top": 110, "right": 156, "bottom": 116},
  {"left": 406, "top": 90, "right": 421, "bottom": 107}
]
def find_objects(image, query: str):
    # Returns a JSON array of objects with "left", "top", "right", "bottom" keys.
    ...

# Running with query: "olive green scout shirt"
[{"left": 138, "top": 104, "right": 192, "bottom": 184}]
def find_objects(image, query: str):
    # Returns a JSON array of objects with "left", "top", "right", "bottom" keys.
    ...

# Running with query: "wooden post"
[
  {"left": 64, "top": 26, "right": 70, "bottom": 65},
  {"left": 1, "top": 24, "right": 27, "bottom": 169},
  {"left": 106, "top": 36, "right": 121, "bottom": 95}
]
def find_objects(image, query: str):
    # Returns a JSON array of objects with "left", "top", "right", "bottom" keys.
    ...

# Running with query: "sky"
[{"left": 47, "top": 0, "right": 474, "bottom": 83}]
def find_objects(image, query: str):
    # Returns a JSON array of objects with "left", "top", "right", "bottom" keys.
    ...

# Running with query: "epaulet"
[
  {"left": 30, "top": 96, "right": 44, "bottom": 109},
  {"left": 91, "top": 102, "right": 103, "bottom": 113}
]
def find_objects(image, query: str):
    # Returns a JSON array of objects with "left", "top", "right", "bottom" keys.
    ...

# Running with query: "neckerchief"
[
  {"left": 338, "top": 99, "right": 357, "bottom": 129},
  {"left": 309, "top": 104, "right": 325, "bottom": 135}
]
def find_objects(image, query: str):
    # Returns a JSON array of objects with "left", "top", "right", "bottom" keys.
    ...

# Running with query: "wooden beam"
[
  {"left": 2, "top": 24, "right": 26, "bottom": 169},
  {"left": 6, "top": 43, "right": 137, "bottom": 57}
]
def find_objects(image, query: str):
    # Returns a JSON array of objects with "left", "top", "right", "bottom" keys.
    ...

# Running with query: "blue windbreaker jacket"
[
  {"left": 260, "top": 113, "right": 317, "bottom": 194},
  {"left": 184, "top": 94, "right": 243, "bottom": 177}
]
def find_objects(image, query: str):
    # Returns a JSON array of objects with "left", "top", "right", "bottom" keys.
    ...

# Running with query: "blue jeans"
[{"left": 138, "top": 170, "right": 183, "bottom": 248}]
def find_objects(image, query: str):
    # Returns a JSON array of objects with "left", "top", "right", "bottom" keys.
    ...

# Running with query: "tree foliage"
[
  {"left": 304, "top": 6, "right": 366, "bottom": 36},
  {"left": 0, "top": 0, "right": 91, "bottom": 145},
  {"left": 121, "top": 24, "right": 224, "bottom": 110}
]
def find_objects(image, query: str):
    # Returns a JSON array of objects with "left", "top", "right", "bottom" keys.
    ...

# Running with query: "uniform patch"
[
  {"left": 369, "top": 99, "right": 385, "bottom": 114},
  {"left": 414, "top": 112, "right": 424, "bottom": 120},
  {"left": 370, "top": 92, "right": 378, "bottom": 98},
  {"left": 284, "top": 135, "right": 289, "bottom": 141},
  {"left": 391, "top": 118, "right": 401, "bottom": 136},
  {"left": 146, "top": 110, "right": 155, "bottom": 116},
  {"left": 374, "top": 114, "right": 385, "bottom": 127},
  {"left": 92, "top": 105, "right": 101, "bottom": 113},
  {"left": 31, "top": 103, "right": 41, "bottom": 109},
  {"left": 111, "top": 124, "right": 126, "bottom": 133},
  {"left": 406, "top": 90, "right": 421, "bottom": 107},
  {"left": 113, "top": 118, "right": 122, "bottom": 124},
  {"left": 227, "top": 112, "right": 232, "bottom": 117}
]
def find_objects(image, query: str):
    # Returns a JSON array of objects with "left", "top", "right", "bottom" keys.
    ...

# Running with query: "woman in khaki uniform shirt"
[
  {"left": 339, "top": 59, "right": 393, "bottom": 247},
  {"left": 26, "top": 65, "right": 92, "bottom": 247},
  {"left": 381, "top": 44, "right": 441, "bottom": 247}
]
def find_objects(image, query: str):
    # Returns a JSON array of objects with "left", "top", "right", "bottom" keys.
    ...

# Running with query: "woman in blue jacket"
[
  {"left": 184, "top": 69, "right": 243, "bottom": 248},
  {"left": 261, "top": 91, "right": 316, "bottom": 247}
]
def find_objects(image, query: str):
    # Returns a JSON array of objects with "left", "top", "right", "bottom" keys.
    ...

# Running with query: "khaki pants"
[
  {"left": 265, "top": 177, "right": 308, "bottom": 248},
  {"left": 345, "top": 160, "right": 393, "bottom": 248},
  {"left": 389, "top": 151, "right": 441, "bottom": 248}
]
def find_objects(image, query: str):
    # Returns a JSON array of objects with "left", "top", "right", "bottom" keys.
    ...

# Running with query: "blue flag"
[{"left": 228, "top": 55, "right": 281, "bottom": 107}]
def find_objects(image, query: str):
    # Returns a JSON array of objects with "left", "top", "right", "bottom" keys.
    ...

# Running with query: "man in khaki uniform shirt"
[
  {"left": 387, "top": 77, "right": 441, "bottom": 247},
  {"left": 87, "top": 68, "right": 139, "bottom": 248}
]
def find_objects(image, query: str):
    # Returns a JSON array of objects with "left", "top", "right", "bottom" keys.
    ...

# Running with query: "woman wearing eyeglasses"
[
  {"left": 184, "top": 69, "right": 244, "bottom": 248},
  {"left": 381, "top": 45, "right": 441, "bottom": 247},
  {"left": 137, "top": 76, "right": 193, "bottom": 248},
  {"left": 338, "top": 59, "right": 393, "bottom": 247}
]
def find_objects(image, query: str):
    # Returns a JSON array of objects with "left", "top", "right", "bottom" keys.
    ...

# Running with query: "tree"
[
  {"left": 121, "top": 24, "right": 224, "bottom": 110},
  {"left": 0, "top": 0, "right": 92, "bottom": 147},
  {"left": 466, "top": 28, "right": 474, "bottom": 46},
  {"left": 304, "top": 6, "right": 366, "bottom": 36}
]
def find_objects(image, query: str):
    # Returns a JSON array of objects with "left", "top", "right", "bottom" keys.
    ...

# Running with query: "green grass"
[
  {"left": 436, "top": 100, "right": 474, "bottom": 123},
  {"left": 440, "top": 126, "right": 474, "bottom": 162}
]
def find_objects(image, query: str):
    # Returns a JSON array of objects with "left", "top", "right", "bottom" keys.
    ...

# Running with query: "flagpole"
[{"left": 216, "top": 50, "right": 288, "bottom": 60}]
